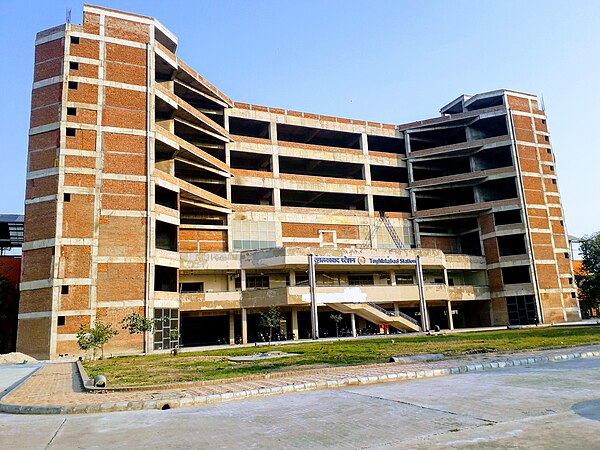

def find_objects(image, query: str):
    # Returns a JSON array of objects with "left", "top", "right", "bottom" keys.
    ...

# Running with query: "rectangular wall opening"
[
  {"left": 494, "top": 209, "right": 522, "bottom": 225},
  {"left": 373, "top": 195, "right": 411, "bottom": 213},
  {"left": 156, "top": 220, "right": 178, "bottom": 252},
  {"left": 367, "top": 135, "right": 405, "bottom": 154},
  {"left": 155, "top": 185, "right": 178, "bottom": 210},
  {"left": 506, "top": 295, "right": 537, "bottom": 325},
  {"left": 468, "top": 115, "right": 508, "bottom": 140},
  {"left": 155, "top": 265, "right": 178, "bottom": 292},
  {"left": 471, "top": 145, "right": 513, "bottom": 170},
  {"left": 229, "top": 117, "right": 270, "bottom": 139},
  {"left": 497, "top": 234, "right": 527, "bottom": 256},
  {"left": 409, "top": 126, "right": 467, "bottom": 152},
  {"left": 476, "top": 178, "right": 518, "bottom": 202},
  {"left": 231, "top": 185, "right": 273, "bottom": 205},
  {"left": 370, "top": 165, "right": 408, "bottom": 183},
  {"left": 230, "top": 150, "right": 272, "bottom": 172},
  {"left": 501, "top": 265, "right": 531, "bottom": 284},
  {"left": 279, "top": 155, "right": 364, "bottom": 180},
  {"left": 277, "top": 123, "right": 361, "bottom": 149},
  {"left": 280, "top": 189, "right": 367, "bottom": 211}
]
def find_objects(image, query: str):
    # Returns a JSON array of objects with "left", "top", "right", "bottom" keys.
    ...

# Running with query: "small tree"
[
  {"left": 121, "top": 312, "right": 154, "bottom": 335},
  {"left": 259, "top": 306, "right": 283, "bottom": 345},
  {"left": 330, "top": 313, "right": 343, "bottom": 337},
  {"left": 76, "top": 321, "right": 118, "bottom": 360},
  {"left": 577, "top": 232, "right": 600, "bottom": 317}
]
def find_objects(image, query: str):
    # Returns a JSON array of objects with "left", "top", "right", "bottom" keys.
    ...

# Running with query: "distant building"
[
  {"left": 19, "top": 5, "right": 579, "bottom": 359},
  {"left": 0, "top": 214, "right": 23, "bottom": 353}
]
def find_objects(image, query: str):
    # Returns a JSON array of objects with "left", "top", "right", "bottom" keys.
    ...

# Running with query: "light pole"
[
  {"left": 308, "top": 253, "right": 319, "bottom": 339},
  {"left": 416, "top": 255, "right": 429, "bottom": 332}
]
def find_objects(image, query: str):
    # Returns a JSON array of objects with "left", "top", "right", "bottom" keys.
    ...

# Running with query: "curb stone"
[{"left": 1, "top": 349, "right": 599, "bottom": 415}]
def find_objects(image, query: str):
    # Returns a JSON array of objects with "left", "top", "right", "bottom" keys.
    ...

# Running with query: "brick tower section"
[
  {"left": 507, "top": 93, "right": 579, "bottom": 323},
  {"left": 18, "top": 8, "right": 156, "bottom": 359}
]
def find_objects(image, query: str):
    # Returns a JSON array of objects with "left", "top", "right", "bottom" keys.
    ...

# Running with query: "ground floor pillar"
[
  {"left": 241, "top": 308, "right": 248, "bottom": 344},
  {"left": 229, "top": 312, "right": 235, "bottom": 344},
  {"left": 447, "top": 301, "right": 454, "bottom": 330},
  {"left": 291, "top": 308, "right": 299, "bottom": 340},
  {"left": 350, "top": 313, "right": 357, "bottom": 337}
]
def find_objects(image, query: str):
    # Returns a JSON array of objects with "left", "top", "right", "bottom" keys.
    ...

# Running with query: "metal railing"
[{"left": 367, "top": 302, "right": 420, "bottom": 326}]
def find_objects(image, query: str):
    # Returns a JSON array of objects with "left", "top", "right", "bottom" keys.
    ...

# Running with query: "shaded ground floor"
[{"left": 175, "top": 300, "right": 492, "bottom": 349}]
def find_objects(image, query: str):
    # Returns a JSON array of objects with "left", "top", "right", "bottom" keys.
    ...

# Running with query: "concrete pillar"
[
  {"left": 289, "top": 270, "right": 296, "bottom": 286},
  {"left": 350, "top": 313, "right": 357, "bottom": 337},
  {"left": 241, "top": 308, "right": 248, "bottom": 344},
  {"left": 241, "top": 269, "right": 246, "bottom": 291},
  {"left": 447, "top": 301, "right": 454, "bottom": 330},
  {"left": 390, "top": 270, "right": 396, "bottom": 286},
  {"left": 394, "top": 303, "right": 399, "bottom": 317},
  {"left": 291, "top": 308, "right": 299, "bottom": 340},
  {"left": 229, "top": 312, "right": 235, "bottom": 344}
]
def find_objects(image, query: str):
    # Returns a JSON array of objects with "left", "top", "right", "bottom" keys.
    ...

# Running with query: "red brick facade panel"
[
  {"left": 281, "top": 222, "right": 360, "bottom": 240},
  {"left": 62, "top": 194, "right": 95, "bottom": 239},
  {"left": 507, "top": 95, "right": 531, "bottom": 112},
  {"left": 59, "top": 285, "right": 91, "bottom": 310},
  {"left": 536, "top": 264, "right": 560, "bottom": 289},
  {"left": 29, "top": 130, "right": 59, "bottom": 152},
  {"left": 96, "top": 263, "right": 145, "bottom": 301},
  {"left": 68, "top": 108, "right": 97, "bottom": 125},
  {"left": 103, "top": 132, "right": 146, "bottom": 153},
  {"left": 488, "top": 268, "right": 503, "bottom": 291},
  {"left": 512, "top": 115, "right": 533, "bottom": 130},
  {"left": 96, "top": 306, "right": 144, "bottom": 354},
  {"left": 21, "top": 248, "right": 54, "bottom": 282},
  {"left": 105, "top": 62, "right": 146, "bottom": 86},
  {"left": 30, "top": 104, "right": 60, "bottom": 128},
  {"left": 179, "top": 229, "right": 227, "bottom": 253},
  {"left": 34, "top": 58, "right": 63, "bottom": 82},
  {"left": 57, "top": 314, "right": 90, "bottom": 334},
  {"left": 514, "top": 128, "right": 535, "bottom": 142},
  {"left": 531, "top": 232, "right": 553, "bottom": 246},
  {"left": 483, "top": 238, "right": 500, "bottom": 264},
  {"left": 103, "top": 152, "right": 146, "bottom": 175},
  {"left": 98, "top": 216, "right": 146, "bottom": 257},
  {"left": 31, "top": 83, "right": 62, "bottom": 110},
  {"left": 528, "top": 216, "right": 550, "bottom": 230},
  {"left": 478, "top": 213, "right": 495, "bottom": 235},
  {"left": 66, "top": 129, "right": 97, "bottom": 151},
  {"left": 105, "top": 16, "right": 150, "bottom": 43},
  {"left": 28, "top": 148, "right": 58, "bottom": 173},
  {"left": 69, "top": 38, "right": 99, "bottom": 59},
  {"left": 524, "top": 190, "right": 546, "bottom": 205},
  {"left": 532, "top": 245, "right": 556, "bottom": 261},
  {"left": 67, "top": 82, "right": 98, "bottom": 104},
  {"left": 58, "top": 245, "right": 91, "bottom": 278},
  {"left": 534, "top": 118, "right": 548, "bottom": 132},
  {"left": 102, "top": 179, "right": 146, "bottom": 195},
  {"left": 70, "top": 62, "right": 98, "bottom": 79},
  {"left": 104, "top": 87, "right": 147, "bottom": 110},
  {"left": 35, "top": 39, "right": 64, "bottom": 64},
  {"left": 64, "top": 155, "right": 97, "bottom": 169},
  {"left": 63, "top": 173, "right": 96, "bottom": 188},
  {"left": 521, "top": 176, "right": 543, "bottom": 190},
  {"left": 102, "top": 108, "right": 146, "bottom": 130},
  {"left": 83, "top": 12, "right": 101, "bottom": 35},
  {"left": 23, "top": 201, "right": 57, "bottom": 241},
  {"left": 519, "top": 158, "right": 540, "bottom": 173},
  {"left": 17, "top": 317, "right": 51, "bottom": 360},
  {"left": 18, "top": 288, "right": 53, "bottom": 314},
  {"left": 101, "top": 194, "right": 146, "bottom": 211},
  {"left": 420, "top": 236, "right": 460, "bottom": 253},
  {"left": 25, "top": 175, "right": 58, "bottom": 200},
  {"left": 106, "top": 43, "right": 146, "bottom": 66},
  {"left": 517, "top": 145, "right": 538, "bottom": 160}
]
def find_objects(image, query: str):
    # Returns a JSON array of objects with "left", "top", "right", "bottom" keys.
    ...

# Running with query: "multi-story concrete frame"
[{"left": 18, "top": 5, "right": 579, "bottom": 359}]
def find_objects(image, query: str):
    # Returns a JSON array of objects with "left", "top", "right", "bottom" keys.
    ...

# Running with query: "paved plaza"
[{"left": 0, "top": 356, "right": 599, "bottom": 448}]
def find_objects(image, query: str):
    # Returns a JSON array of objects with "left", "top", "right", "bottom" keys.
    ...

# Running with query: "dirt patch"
[{"left": 0, "top": 352, "right": 38, "bottom": 365}]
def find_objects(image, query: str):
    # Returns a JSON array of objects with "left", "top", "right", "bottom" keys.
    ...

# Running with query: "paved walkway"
[{"left": 1, "top": 344, "right": 599, "bottom": 414}]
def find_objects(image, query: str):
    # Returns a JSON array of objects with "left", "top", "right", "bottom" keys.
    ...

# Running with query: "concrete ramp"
[{"left": 328, "top": 302, "right": 421, "bottom": 333}]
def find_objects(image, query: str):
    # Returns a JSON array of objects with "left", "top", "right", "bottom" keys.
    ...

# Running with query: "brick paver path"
[{"left": 2, "top": 344, "right": 599, "bottom": 412}]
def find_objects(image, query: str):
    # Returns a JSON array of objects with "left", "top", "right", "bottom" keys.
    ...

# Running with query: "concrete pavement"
[
  {"left": 1, "top": 344, "right": 599, "bottom": 415},
  {"left": 0, "top": 357, "right": 598, "bottom": 449}
]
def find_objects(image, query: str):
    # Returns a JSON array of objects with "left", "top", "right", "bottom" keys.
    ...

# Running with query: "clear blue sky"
[{"left": 1, "top": 0, "right": 598, "bottom": 238}]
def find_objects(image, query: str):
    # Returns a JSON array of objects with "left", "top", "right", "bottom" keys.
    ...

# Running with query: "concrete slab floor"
[{"left": 0, "top": 358, "right": 598, "bottom": 449}]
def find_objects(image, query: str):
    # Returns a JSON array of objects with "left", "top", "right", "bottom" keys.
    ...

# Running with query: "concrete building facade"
[{"left": 18, "top": 5, "right": 580, "bottom": 359}]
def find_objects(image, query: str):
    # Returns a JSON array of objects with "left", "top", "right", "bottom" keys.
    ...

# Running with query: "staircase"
[
  {"left": 379, "top": 211, "right": 404, "bottom": 249},
  {"left": 360, "top": 211, "right": 405, "bottom": 249},
  {"left": 328, "top": 302, "right": 421, "bottom": 333}
]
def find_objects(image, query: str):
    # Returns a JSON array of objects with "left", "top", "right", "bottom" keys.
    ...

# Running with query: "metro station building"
[{"left": 18, "top": 5, "right": 580, "bottom": 359}]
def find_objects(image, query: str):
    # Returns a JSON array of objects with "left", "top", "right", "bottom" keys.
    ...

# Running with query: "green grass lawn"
[{"left": 83, "top": 326, "right": 599, "bottom": 387}]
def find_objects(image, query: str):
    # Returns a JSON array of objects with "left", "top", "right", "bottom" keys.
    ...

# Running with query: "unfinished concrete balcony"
[
  {"left": 180, "top": 290, "right": 242, "bottom": 311},
  {"left": 406, "top": 112, "right": 509, "bottom": 157},
  {"left": 448, "top": 285, "right": 491, "bottom": 301}
]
